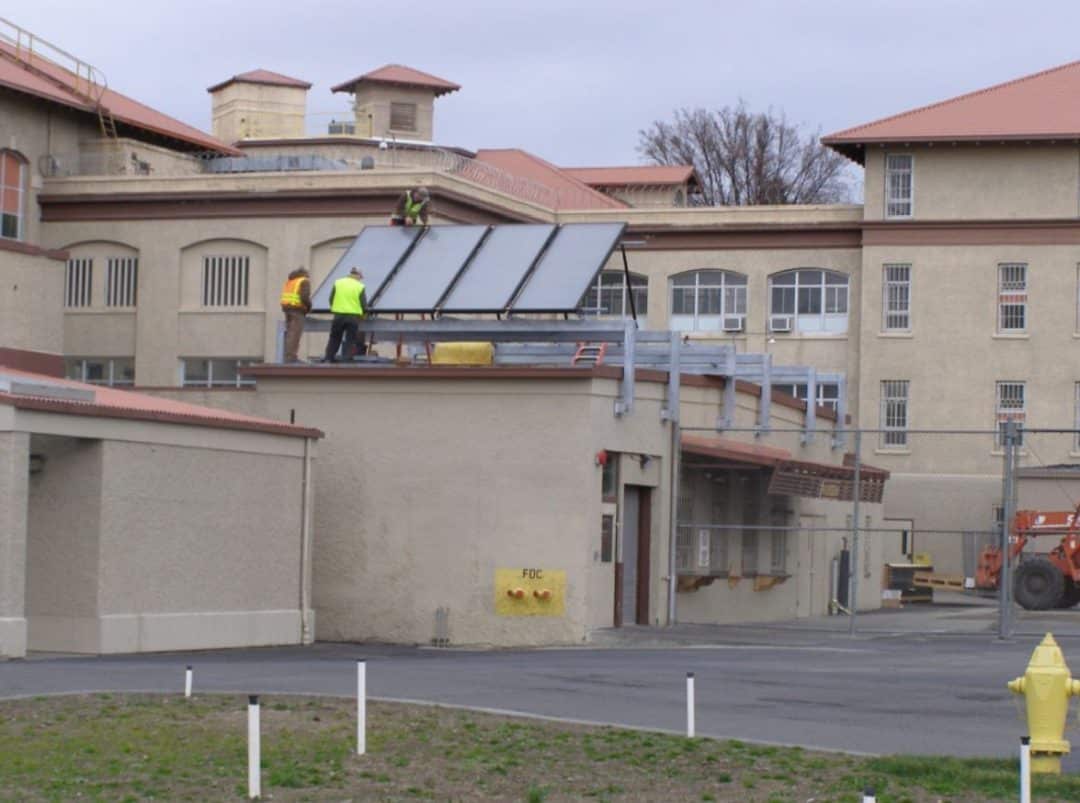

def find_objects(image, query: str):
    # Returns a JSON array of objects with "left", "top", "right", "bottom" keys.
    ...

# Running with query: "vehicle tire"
[
  {"left": 1014, "top": 557, "right": 1065, "bottom": 610},
  {"left": 1058, "top": 579, "right": 1080, "bottom": 609}
]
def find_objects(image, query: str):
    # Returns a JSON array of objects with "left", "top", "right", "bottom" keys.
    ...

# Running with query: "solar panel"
[
  {"left": 510, "top": 223, "right": 626, "bottom": 313},
  {"left": 373, "top": 225, "right": 490, "bottom": 312},
  {"left": 439, "top": 224, "right": 556, "bottom": 313},
  {"left": 310, "top": 226, "right": 421, "bottom": 311}
]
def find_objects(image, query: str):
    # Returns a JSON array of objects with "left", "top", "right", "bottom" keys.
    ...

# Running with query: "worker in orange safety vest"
[{"left": 279, "top": 266, "right": 312, "bottom": 363}]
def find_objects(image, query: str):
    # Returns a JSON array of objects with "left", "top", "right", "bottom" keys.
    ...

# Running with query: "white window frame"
[
  {"left": 64, "top": 258, "right": 94, "bottom": 308},
  {"left": 768, "top": 269, "right": 849, "bottom": 335},
  {"left": 583, "top": 270, "right": 648, "bottom": 317},
  {"left": 669, "top": 270, "right": 747, "bottom": 332},
  {"left": 880, "top": 379, "right": 910, "bottom": 449},
  {"left": 1074, "top": 382, "right": 1080, "bottom": 452},
  {"left": 201, "top": 255, "right": 250, "bottom": 308},
  {"left": 106, "top": 256, "right": 139, "bottom": 308},
  {"left": 771, "top": 382, "right": 840, "bottom": 413},
  {"left": 995, "top": 381, "right": 1026, "bottom": 448},
  {"left": 882, "top": 263, "right": 911, "bottom": 332},
  {"left": 0, "top": 149, "right": 26, "bottom": 241},
  {"left": 65, "top": 357, "right": 135, "bottom": 387},
  {"left": 770, "top": 531, "right": 787, "bottom": 574},
  {"left": 180, "top": 358, "right": 257, "bottom": 388},
  {"left": 997, "top": 263, "right": 1027, "bottom": 333},
  {"left": 885, "top": 153, "right": 913, "bottom": 219}
]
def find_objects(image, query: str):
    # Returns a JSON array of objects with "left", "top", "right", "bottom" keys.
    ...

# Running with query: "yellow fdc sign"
[{"left": 494, "top": 568, "right": 566, "bottom": 616}]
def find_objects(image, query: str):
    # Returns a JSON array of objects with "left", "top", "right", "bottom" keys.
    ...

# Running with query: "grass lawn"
[{"left": 0, "top": 693, "right": 1077, "bottom": 802}]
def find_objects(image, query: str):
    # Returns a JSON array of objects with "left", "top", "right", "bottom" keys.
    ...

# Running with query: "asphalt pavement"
[{"left": 5, "top": 601, "right": 1080, "bottom": 772}]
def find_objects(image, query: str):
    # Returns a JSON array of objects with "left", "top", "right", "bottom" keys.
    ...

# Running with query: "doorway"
[{"left": 615, "top": 485, "right": 652, "bottom": 626}]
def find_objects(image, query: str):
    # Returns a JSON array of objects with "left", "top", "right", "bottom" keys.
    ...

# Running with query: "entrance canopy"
[{"left": 681, "top": 434, "right": 888, "bottom": 503}]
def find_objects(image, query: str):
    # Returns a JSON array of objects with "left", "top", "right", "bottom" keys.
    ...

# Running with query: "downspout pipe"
[{"left": 299, "top": 436, "right": 314, "bottom": 644}]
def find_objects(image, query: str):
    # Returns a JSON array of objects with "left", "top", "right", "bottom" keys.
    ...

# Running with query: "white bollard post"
[
  {"left": 862, "top": 788, "right": 876, "bottom": 803},
  {"left": 247, "top": 695, "right": 261, "bottom": 800},
  {"left": 184, "top": 665, "right": 192, "bottom": 699},
  {"left": 357, "top": 659, "right": 367, "bottom": 755},
  {"left": 686, "top": 672, "right": 695, "bottom": 739},
  {"left": 1020, "top": 736, "right": 1031, "bottom": 803}
]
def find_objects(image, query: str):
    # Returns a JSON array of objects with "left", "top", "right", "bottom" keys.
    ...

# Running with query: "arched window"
[
  {"left": 768, "top": 269, "right": 849, "bottom": 334},
  {"left": 1, "top": 150, "right": 27, "bottom": 240},
  {"left": 583, "top": 270, "right": 648, "bottom": 317},
  {"left": 670, "top": 270, "right": 747, "bottom": 332}
]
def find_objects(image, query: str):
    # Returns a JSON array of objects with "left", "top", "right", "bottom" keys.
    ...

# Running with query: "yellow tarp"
[{"left": 430, "top": 342, "right": 495, "bottom": 366}]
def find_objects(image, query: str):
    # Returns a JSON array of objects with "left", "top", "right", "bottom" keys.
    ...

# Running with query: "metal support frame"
[
  {"left": 615, "top": 318, "right": 637, "bottom": 417},
  {"left": 802, "top": 368, "right": 817, "bottom": 443},
  {"left": 717, "top": 348, "right": 737, "bottom": 431},
  {"left": 661, "top": 331, "right": 681, "bottom": 422},
  {"left": 756, "top": 352, "right": 772, "bottom": 435},
  {"left": 832, "top": 375, "right": 848, "bottom": 450},
  {"left": 999, "top": 420, "right": 1019, "bottom": 640},
  {"left": 847, "top": 429, "right": 862, "bottom": 637}
]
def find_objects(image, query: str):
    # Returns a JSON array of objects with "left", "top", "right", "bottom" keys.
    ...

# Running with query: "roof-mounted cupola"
[
  {"left": 331, "top": 64, "right": 460, "bottom": 142},
  {"left": 207, "top": 69, "right": 312, "bottom": 143}
]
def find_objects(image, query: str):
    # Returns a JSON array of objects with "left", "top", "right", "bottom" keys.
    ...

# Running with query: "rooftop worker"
[
  {"left": 279, "top": 266, "right": 311, "bottom": 363},
  {"left": 390, "top": 186, "right": 431, "bottom": 226},
  {"left": 324, "top": 267, "right": 368, "bottom": 363}
]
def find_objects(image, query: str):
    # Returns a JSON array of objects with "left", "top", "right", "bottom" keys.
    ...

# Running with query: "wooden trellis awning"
[{"left": 681, "top": 434, "right": 888, "bottom": 503}]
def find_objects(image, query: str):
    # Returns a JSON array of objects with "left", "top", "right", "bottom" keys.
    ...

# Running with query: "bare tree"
[{"left": 638, "top": 102, "right": 852, "bottom": 206}]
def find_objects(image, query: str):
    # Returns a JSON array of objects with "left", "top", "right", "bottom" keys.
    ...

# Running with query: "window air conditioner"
[
  {"left": 721, "top": 315, "right": 745, "bottom": 333},
  {"left": 769, "top": 314, "right": 793, "bottom": 333}
]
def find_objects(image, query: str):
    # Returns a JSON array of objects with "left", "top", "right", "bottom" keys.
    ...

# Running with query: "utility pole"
[
  {"left": 999, "top": 420, "right": 1018, "bottom": 640},
  {"left": 848, "top": 429, "right": 862, "bottom": 637}
]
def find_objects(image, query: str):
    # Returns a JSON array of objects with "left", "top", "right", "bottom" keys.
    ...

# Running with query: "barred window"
[
  {"left": 390, "top": 102, "right": 417, "bottom": 131},
  {"left": 201, "top": 256, "right": 250, "bottom": 307},
  {"left": 880, "top": 379, "right": 909, "bottom": 448},
  {"left": 583, "top": 271, "right": 648, "bottom": 317},
  {"left": 770, "top": 531, "right": 787, "bottom": 574},
  {"left": 65, "top": 357, "right": 135, "bottom": 386},
  {"left": 65, "top": 258, "right": 93, "bottom": 308},
  {"left": 181, "top": 358, "right": 257, "bottom": 388},
  {"left": 885, "top": 154, "right": 913, "bottom": 218},
  {"left": 997, "top": 263, "right": 1027, "bottom": 332},
  {"left": 996, "top": 381, "right": 1026, "bottom": 447},
  {"left": 106, "top": 257, "right": 138, "bottom": 307},
  {"left": 1074, "top": 383, "right": 1080, "bottom": 452},
  {"left": 882, "top": 263, "right": 911, "bottom": 331}
]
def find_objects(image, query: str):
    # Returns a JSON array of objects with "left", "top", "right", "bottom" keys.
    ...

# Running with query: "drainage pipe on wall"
[{"left": 299, "top": 436, "right": 314, "bottom": 644}]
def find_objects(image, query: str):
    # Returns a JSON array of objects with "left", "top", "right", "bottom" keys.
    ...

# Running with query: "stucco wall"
[
  {"left": 864, "top": 145, "right": 1080, "bottom": 221},
  {"left": 0, "top": 427, "right": 29, "bottom": 657},
  {"left": 1, "top": 249, "right": 65, "bottom": 355},
  {"left": 26, "top": 435, "right": 103, "bottom": 652}
]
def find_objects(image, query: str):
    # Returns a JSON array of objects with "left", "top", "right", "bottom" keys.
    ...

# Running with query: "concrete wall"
[
  {"left": 1, "top": 249, "right": 65, "bottom": 355},
  {"left": 864, "top": 145, "right": 1080, "bottom": 221},
  {"left": 26, "top": 435, "right": 103, "bottom": 652},
  {"left": 0, "top": 426, "right": 29, "bottom": 657}
]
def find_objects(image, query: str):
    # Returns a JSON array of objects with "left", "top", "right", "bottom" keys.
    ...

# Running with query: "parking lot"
[{"left": 4, "top": 595, "right": 1080, "bottom": 772}]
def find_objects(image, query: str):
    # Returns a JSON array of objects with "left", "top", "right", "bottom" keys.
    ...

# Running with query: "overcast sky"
[{"left": 10, "top": 1, "right": 1080, "bottom": 167}]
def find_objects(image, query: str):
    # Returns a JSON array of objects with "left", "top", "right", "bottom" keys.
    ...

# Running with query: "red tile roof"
[
  {"left": 824, "top": 60, "right": 1080, "bottom": 162},
  {"left": 564, "top": 165, "right": 699, "bottom": 188},
  {"left": 332, "top": 64, "right": 460, "bottom": 96},
  {"left": 0, "top": 368, "right": 321, "bottom": 439},
  {"left": 207, "top": 69, "right": 312, "bottom": 93},
  {"left": 474, "top": 149, "right": 628, "bottom": 210},
  {"left": 0, "top": 44, "right": 238, "bottom": 154}
]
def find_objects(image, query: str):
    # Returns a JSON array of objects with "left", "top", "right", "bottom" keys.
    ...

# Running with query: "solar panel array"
[{"left": 310, "top": 222, "right": 626, "bottom": 314}]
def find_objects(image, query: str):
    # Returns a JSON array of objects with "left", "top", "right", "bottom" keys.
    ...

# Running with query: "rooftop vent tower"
[
  {"left": 207, "top": 69, "right": 312, "bottom": 143},
  {"left": 330, "top": 64, "right": 460, "bottom": 142}
]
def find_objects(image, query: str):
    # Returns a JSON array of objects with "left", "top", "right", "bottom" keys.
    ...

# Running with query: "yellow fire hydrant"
[{"left": 1007, "top": 632, "right": 1080, "bottom": 774}]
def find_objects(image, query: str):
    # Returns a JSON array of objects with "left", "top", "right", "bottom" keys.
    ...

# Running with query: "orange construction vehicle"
[{"left": 976, "top": 503, "right": 1080, "bottom": 610}]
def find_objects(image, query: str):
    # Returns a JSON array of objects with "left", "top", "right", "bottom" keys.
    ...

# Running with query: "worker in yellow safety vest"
[
  {"left": 279, "top": 266, "right": 311, "bottom": 363},
  {"left": 390, "top": 186, "right": 430, "bottom": 226},
  {"left": 324, "top": 267, "right": 368, "bottom": 362}
]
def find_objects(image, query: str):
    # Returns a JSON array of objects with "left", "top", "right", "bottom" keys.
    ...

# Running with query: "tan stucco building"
[{"left": 5, "top": 16, "right": 1079, "bottom": 652}]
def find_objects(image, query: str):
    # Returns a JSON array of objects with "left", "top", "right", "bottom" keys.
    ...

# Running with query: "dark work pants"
[{"left": 324, "top": 314, "right": 364, "bottom": 361}]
